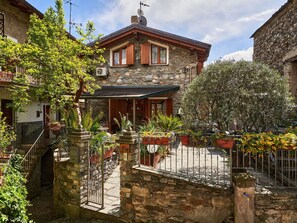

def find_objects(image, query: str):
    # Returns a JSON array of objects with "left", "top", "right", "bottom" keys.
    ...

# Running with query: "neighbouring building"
[
  {"left": 252, "top": 0, "right": 297, "bottom": 98},
  {"left": 84, "top": 14, "right": 211, "bottom": 132},
  {"left": 0, "top": 0, "right": 51, "bottom": 147}
]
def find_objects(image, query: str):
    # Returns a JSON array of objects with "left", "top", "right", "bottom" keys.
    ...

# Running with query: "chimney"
[{"left": 131, "top": 15, "right": 139, "bottom": 24}]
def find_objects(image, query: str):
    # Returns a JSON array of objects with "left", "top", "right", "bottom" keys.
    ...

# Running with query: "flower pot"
[
  {"left": 180, "top": 135, "right": 189, "bottom": 145},
  {"left": 142, "top": 137, "right": 155, "bottom": 145},
  {"left": 215, "top": 139, "right": 235, "bottom": 149},
  {"left": 104, "top": 147, "right": 115, "bottom": 159}
]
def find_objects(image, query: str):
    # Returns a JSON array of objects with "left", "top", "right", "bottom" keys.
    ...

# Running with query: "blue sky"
[{"left": 27, "top": 0, "right": 287, "bottom": 63}]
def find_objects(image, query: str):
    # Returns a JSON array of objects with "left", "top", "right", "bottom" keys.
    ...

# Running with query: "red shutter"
[
  {"left": 126, "top": 44, "right": 134, "bottom": 65},
  {"left": 141, "top": 42, "right": 150, "bottom": 65},
  {"left": 166, "top": 99, "right": 173, "bottom": 116},
  {"left": 197, "top": 61, "right": 204, "bottom": 74}
]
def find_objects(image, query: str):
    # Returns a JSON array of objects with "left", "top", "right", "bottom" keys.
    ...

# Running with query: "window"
[
  {"left": 110, "top": 43, "right": 134, "bottom": 66},
  {"left": 141, "top": 41, "right": 169, "bottom": 65},
  {"left": 151, "top": 44, "right": 167, "bottom": 64},
  {"left": 113, "top": 47, "right": 126, "bottom": 65}
]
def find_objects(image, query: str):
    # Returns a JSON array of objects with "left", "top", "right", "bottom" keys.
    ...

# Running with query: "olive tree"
[{"left": 181, "top": 60, "right": 295, "bottom": 132}]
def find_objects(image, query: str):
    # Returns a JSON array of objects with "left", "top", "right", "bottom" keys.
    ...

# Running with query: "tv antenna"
[
  {"left": 138, "top": 1, "right": 149, "bottom": 16},
  {"left": 138, "top": 1, "right": 150, "bottom": 26},
  {"left": 65, "top": 0, "right": 82, "bottom": 34}
]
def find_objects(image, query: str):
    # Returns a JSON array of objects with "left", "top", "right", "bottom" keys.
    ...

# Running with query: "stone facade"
[
  {"left": 255, "top": 193, "right": 297, "bottom": 223},
  {"left": 0, "top": 0, "right": 31, "bottom": 43},
  {"left": 253, "top": 0, "right": 297, "bottom": 97},
  {"left": 91, "top": 37, "right": 200, "bottom": 116}
]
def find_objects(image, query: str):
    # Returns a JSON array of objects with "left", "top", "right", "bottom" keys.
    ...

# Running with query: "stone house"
[
  {"left": 252, "top": 0, "right": 297, "bottom": 98},
  {"left": 85, "top": 15, "right": 211, "bottom": 132},
  {"left": 0, "top": 0, "right": 51, "bottom": 146}
]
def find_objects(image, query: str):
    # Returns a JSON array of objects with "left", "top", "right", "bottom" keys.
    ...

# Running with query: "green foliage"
[
  {"left": 0, "top": 112, "right": 16, "bottom": 151},
  {"left": 237, "top": 132, "right": 297, "bottom": 154},
  {"left": 113, "top": 112, "right": 132, "bottom": 132},
  {"left": 81, "top": 110, "right": 104, "bottom": 133},
  {"left": 182, "top": 60, "right": 295, "bottom": 132},
  {"left": 154, "top": 113, "right": 182, "bottom": 132},
  {"left": 0, "top": 0, "right": 104, "bottom": 113},
  {"left": 0, "top": 159, "right": 32, "bottom": 222},
  {"left": 139, "top": 113, "right": 182, "bottom": 134}
]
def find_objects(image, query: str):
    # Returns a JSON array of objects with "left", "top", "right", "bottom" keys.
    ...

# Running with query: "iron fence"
[
  {"left": 138, "top": 133, "right": 297, "bottom": 189},
  {"left": 232, "top": 147, "right": 297, "bottom": 189},
  {"left": 138, "top": 133, "right": 232, "bottom": 188}
]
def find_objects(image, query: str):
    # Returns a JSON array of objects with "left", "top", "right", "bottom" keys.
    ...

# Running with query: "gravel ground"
[{"left": 28, "top": 186, "right": 56, "bottom": 223}]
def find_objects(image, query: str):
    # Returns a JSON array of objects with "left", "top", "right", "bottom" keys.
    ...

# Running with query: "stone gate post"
[
  {"left": 233, "top": 173, "right": 256, "bottom": 223},
  {"left": 116, "top": 129, "right": 138, "bottom": 223},
  {"left": 53, "top": 129, "right": 90, "bottom": 219}
]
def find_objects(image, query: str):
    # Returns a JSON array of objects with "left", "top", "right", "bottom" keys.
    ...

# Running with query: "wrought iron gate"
[{"left": 85, "top": 144, "right": 105, "bottom": 208}]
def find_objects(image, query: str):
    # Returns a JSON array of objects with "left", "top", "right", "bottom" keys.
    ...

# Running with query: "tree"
[
  {"left": 181, "top": 60, "right": 295, "bottom": 132},
  {"left": 0, "top": 0, "right": 104, "bottom": 127}
]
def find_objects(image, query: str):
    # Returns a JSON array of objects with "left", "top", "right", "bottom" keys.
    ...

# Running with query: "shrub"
[
  {"left": 0, "top": 155, "right": 32, "bottom": 222},
  {"left": 181, "top": 60, "right": 295, "bottom": 132}
]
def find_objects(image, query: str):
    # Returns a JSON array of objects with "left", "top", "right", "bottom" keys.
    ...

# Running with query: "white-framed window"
[
  {"left": 110, "top": 42, "right": 134, "bottom": 66},
  {"left": 141, "top": 40, "right": 169, "bottom": 65}
]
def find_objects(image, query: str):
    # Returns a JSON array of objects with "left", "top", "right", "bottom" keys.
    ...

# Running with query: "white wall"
[{"left": 16, "top": 101, "right": 47, "bottom": 123}]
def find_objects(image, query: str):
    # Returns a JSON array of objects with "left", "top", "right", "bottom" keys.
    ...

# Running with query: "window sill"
[
  {"left": 110, "top": 65, "right": 129, "bottom": 68},
  {"left": 149, "top": 64, "right": 169, "bottom": 66}
]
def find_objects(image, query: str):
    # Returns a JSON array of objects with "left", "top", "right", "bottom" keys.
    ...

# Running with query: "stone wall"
[
  {"left": 94, "top": 37, "right": 199, "bottom": 115},
  {"left": 121, "top": 168, "right": 233, "bottom": 223},
  {"left": 53, "top": 131, "right": 90, "bottom": 219},
  {"left": 253, "top": 0, "right": 297, "bottom": 74},
  {"left": 255, "top": 193, "right": 297, "bottom": 223},
  {"left": 0, "top": 0, "right": 31, "bottom": 43}
]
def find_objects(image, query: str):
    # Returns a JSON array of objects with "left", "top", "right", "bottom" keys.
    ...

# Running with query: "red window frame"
[{"left": 112, "top": 47, "right": 127, "bottom": 66}]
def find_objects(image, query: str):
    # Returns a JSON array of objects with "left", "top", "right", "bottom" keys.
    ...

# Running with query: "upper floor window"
[
  {"left": 113, "top": 47, "right": 126, "bottom": 65},
  {"left": 110, "top": 42, "right": 134, "bottom": 66},
  {"left": 151, "top": 44, "right": 167, "bottom": 64},
  {"left": 141, "top": 41, "right": 169, "bottom": 65}
]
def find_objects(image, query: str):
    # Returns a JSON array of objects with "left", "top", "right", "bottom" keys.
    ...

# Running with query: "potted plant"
[
  {"left": 113, "top": 112, "right": 132, "bottom": 134},
  {"left": 212, "top": 132, "right": 235, "bottom": 149}
]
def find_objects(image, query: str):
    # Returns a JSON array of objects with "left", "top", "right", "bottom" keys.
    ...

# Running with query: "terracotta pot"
[
  {"left": 215, "top": 139, "right": 235, "bottom": 149},
  {"left": 180, "top": 135, "right": 189, "bottom": 145},
  {"left": 142, "top": 137, "right": 169, "bottom": 145},
  {"left": 104, "top": 148, "right": 115, "bottom": 159}
]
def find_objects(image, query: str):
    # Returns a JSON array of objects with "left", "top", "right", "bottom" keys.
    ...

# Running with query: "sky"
[{"left": 26, "top": 0, "right": 287, "bottom": 63}]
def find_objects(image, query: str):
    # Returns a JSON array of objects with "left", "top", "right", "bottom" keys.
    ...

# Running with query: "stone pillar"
[
  {"left": 116, "top": 129, "right": 138, "bottom": 223},
  {"left": 233, "top": 173, "right": 256, "bottom": 223},
  {"left": 53, "top": 129, "right": 90, "bottom": 219}
]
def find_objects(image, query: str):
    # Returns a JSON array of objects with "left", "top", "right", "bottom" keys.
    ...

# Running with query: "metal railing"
[
  {"left": 138, "top": 133, "right": 232, "bottom": 188},
  {"left": 232, "top": 148, "right": 297, "bottom": 189},
  {"left": 21, "top": 129, "right": 44, "bottom": 177}
]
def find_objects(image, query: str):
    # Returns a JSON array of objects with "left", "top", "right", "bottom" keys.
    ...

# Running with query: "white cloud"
[
  {"left": 87, "top": 0, "right": 285, "bottom": 45},
  {"left": 222, "top": 47, "right": 253, "bottom": 61},
  {"left": 237, "top": 9, "right": 276, "bottom": 22}
]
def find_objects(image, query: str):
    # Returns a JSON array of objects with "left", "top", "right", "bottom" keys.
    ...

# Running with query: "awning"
[{"left": 82, "top": 85, "right": 180, "bottom": 99}]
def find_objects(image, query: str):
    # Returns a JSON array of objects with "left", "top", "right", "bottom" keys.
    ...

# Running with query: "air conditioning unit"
[{"left": 95, "top": 67, "right": 107, "bottom": 77}]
